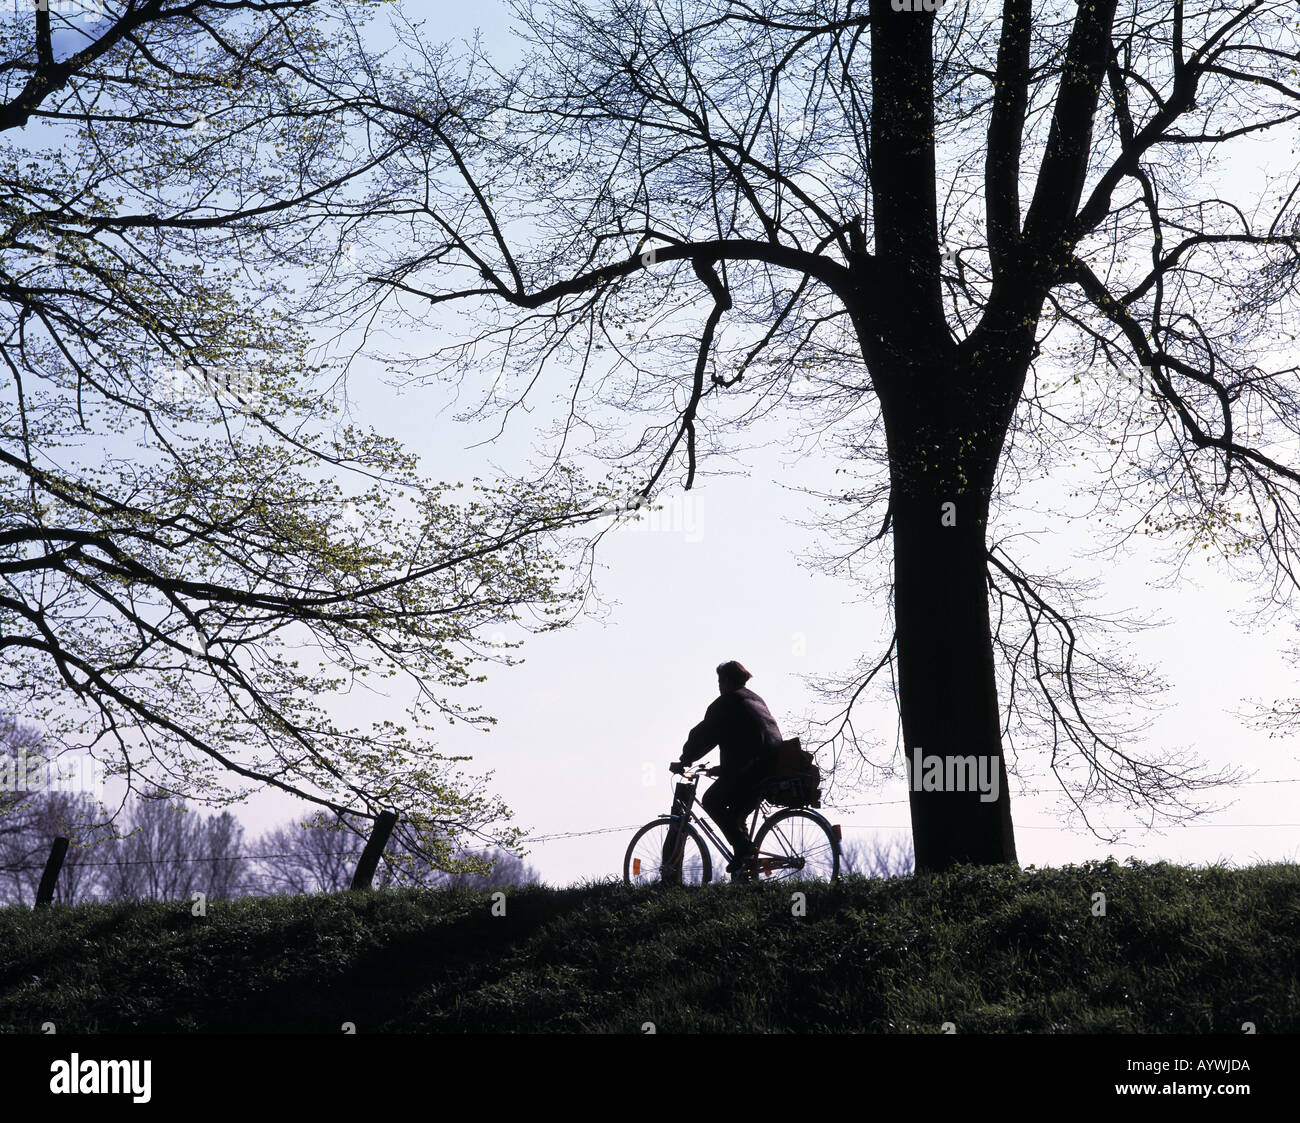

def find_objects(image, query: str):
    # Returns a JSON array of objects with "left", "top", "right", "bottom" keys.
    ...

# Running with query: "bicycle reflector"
[
  {"left": 833, "top": 824, "right": 842, "bottom": 840},
  {"left": 632, "top": 859, "right": 641, "bottom": 876}
]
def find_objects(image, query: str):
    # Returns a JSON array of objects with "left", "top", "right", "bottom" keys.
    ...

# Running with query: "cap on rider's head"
[{"left": 716, "top": 660, "right": 752, "bottom": 690}]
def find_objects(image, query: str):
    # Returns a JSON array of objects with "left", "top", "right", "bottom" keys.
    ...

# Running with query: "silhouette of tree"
[
  {"left": 0, "top": 715, "right": 109, "bottom": 904},
  {"left": 432, "top": 846, "right": 544, "bottom": 890},
  {"left": 252, "top": 813, "right": 369, "bottom": 895},
  {"left": 0, "top": 0, "right": 610, "bottom": 862},
  {"left": 841, "top": 832, "right": 914, "bottom": 879},
  {"left": 251, "top": 813, "right": 543, "bottom": 893},
  {"left": 95, "top": 796, "right": 249, "bottom": 902}
]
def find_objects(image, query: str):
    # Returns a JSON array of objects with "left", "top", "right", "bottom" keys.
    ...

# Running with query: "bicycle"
[{"left": 622, "top": 763, "right": 842, "bottom": 885}]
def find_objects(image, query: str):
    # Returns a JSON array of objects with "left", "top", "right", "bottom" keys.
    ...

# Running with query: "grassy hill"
[{"left": 2, "top": 858, "right": 1297, "bottom": 1033}]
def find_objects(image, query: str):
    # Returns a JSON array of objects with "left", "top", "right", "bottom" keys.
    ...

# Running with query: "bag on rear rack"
[{"left": 763, "top": 737, "right": 821, "bottom": 808}]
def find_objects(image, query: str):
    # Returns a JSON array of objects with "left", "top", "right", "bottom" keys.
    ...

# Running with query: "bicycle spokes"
[
  {"left": 625, "top": 820, "right": 710, "bottom": 885},
  {"left": 754, "top": 812, "right": 839, "bottom": 881}
]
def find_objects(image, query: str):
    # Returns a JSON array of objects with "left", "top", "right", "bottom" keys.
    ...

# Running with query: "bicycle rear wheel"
[
  {"left": 752, "top": 808, "right": 840, "bottom": 882},
  {"left": 623, "top": 817, "right": 713, "bottom": 885}
]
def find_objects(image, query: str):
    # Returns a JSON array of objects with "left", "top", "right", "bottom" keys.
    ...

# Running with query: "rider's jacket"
[{"left": 680, "top": 687, "right": 783, "bottom": 774}]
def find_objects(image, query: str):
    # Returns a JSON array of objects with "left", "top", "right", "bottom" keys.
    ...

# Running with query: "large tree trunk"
[
  {"left": 863, "top": 0, "right": 1026, "bottom": 870},
  {"left": 891, "top": 466, "right": 1018, "bottom": 872},
  {"left": 862, "top": 329, "right": 1021, "bottom": 872},
  {"left": 848, "top": 260, "right": 1023, "bottom": 869}
]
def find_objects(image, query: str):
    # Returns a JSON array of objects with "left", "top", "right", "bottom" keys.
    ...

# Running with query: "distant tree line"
[
  {"left": 839, "top": 834, "right": 915, "bottom": 880},
  {"left": 0, "top": 720, "right": 541, "bottom": 906}
]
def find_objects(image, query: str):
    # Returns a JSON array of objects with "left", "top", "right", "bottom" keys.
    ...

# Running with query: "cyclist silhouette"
[{"left": 672, "top": 660, "right": 783, "bottom": 875}]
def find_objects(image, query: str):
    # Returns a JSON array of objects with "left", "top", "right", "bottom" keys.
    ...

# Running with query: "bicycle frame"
[
  {"left": 649, "top": 763, "right": 842, "bottom": 885},
  {"left": 665, "top": 770, "right": 772, "bottom": 866}
]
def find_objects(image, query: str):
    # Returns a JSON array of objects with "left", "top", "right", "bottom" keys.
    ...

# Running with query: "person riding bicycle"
[{"left": 671, "top": 660, "right": 783, "bottom": 878}]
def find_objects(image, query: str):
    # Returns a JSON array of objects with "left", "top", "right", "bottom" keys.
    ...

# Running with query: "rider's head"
[{"left": 716, "top": 660, "right": 752, "bottom": 694}]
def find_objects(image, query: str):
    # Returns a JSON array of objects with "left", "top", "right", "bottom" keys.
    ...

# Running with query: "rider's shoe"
[{"left": 726, "top": 853, "right": 757, "bottom": 881}]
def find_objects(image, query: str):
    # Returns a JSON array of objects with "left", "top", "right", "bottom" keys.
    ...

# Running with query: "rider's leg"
[
  {"left": 729, "top": 778, "right": 772, "bottom": 879},
  {"left": 659, "top": 827, "right": 683, "bottom": 882},
  {"left": 702, "top": 777, "right": 757, "bottom": 865}
]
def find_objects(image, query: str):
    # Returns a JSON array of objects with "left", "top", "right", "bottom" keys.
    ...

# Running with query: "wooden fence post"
[
  {"left": 350, "top": 811, "right": 398, "bottom": 890},
  {"left": 35, "top": 836, "right": 70, "bottom": 908}
]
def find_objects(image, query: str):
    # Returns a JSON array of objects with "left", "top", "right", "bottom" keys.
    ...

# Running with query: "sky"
[{"left": 36, "top": 0, "right": 1300, "bottom": 886}]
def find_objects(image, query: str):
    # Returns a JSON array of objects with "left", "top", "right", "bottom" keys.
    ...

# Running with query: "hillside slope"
[{"left": 1, "top": 859, "right": 1296, "bottom": 1033}]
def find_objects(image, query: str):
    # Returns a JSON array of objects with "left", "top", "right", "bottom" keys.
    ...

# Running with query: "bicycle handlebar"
[{"left": 673, "top": 763, "right": 721, "bottom": 778}]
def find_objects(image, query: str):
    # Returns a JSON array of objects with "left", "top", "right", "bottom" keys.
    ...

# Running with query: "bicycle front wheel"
[
  {"left": 623, "top": 817, "right": 713, "bottom": 886},
  {"left": 752, "top": 808, "right": 840, "bottom": 882}
]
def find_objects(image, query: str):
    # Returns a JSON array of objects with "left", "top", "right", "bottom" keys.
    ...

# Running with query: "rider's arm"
[{"left": 680, "top": 697, "right": 726, "bottom": 764}]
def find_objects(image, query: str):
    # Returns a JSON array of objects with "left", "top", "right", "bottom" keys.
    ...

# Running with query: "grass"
[{"left": 1, "top": 858, "right": 1297, "bottom": 1032}]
